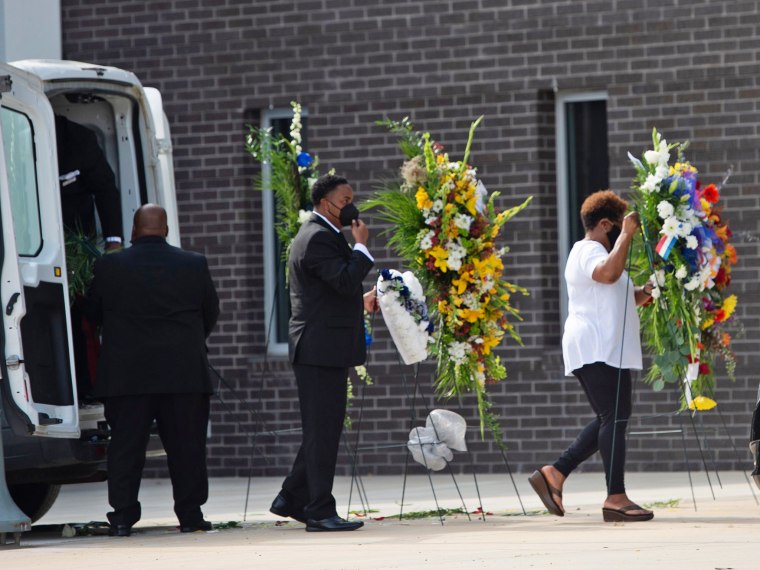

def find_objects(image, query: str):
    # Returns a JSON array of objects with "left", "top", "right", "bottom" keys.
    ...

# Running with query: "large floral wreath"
[
  {"left": 366, "top": 117, "right": 531, "bottom": 437},
  {"left": 629, "top": 129, "right": 739, "bottom": 408}
]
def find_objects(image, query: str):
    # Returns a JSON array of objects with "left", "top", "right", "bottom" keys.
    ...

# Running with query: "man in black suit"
[
  {"left": 56, "top": 115, "right": 124, "bottom": 401},
  {"left": 270, "top": 174, "right": 375, "bottom": 532},
  {"left": 84, "top": 204, "right": 219, "bottom": 536}
]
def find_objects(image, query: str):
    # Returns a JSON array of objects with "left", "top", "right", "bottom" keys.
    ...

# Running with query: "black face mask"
[
  {"left": 329, "top": 200, "right": 359, "bottom": 227},
  {"left": 607, "top": 223, "right": 622, "bottom": 249}
]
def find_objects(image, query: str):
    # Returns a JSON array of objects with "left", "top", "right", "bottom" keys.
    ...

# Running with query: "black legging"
[{"left": 553, "top": 361, "right": 632, "bottom": 495}]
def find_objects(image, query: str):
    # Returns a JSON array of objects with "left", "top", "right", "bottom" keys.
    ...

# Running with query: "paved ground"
[{"left": 2, "top": 470, "right": 758, "bottom": 569}]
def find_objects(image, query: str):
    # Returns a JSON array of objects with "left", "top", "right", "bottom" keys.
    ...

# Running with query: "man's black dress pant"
[
  {"left": 104, "top": 393, "right": 210, "bottom": 527},
  {"left": 281, "top": 364, "right": 348, "bottom": 521}
]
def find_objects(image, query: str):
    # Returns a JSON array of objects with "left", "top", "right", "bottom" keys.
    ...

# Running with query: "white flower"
[
  {"left": 448, "top": 341, "right": 471, "bottom": 365},
  {"left": 475, "top": 180, "right": 488, "bottom": 214},
  {"left": 418, "top": 229, "right": 435, "bottom": 251},
  {"left": 655, "top": 164, "right": 669, "bottom": 179},
  {"left": 684, "top": 278, "right": 700, "bottom": 291},
  {"left": 685, "top": 235, "right": 698, "bottom": 249},
  {"left": 661, "top": 216, "right": 680, "bottom": 237},
  {"left": 677, "top": 222, "right": 692, "bottom": 238},
  {"left": 298, "top": 209, "right": 312, "bottom": 225},
  {"left": 644, "top": 139, "right": 670, "bottom": 167},
  {"left": 675, "top": 266, "right": 688, "bottom": 280},
  {"left": 657, "top": 201, "right": 675, "bottom": 220},
  {"left": 432, "top": 199, "right": 444, "bottom": 213},
  {"left": 653, "top": 270, "right": 666, "bottom": 287},
  {"left": 454, "top": 213, "right": 473, "bottom": 232},
  {"left": 424, "top": 215, "right": 439, "bottom": 226},
  {"left": 641, "top": 173, "right": 660, "bottom": 193},
  {"left": 402, "top": 271, "right": 425, "bottom": 301},
  {"left": 651, "top": 286, "right": 661, "bottom": 299}
]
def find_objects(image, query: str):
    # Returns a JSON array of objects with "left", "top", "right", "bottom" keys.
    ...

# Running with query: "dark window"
[{"left": 564, "top": 100, "right": 609, "bottom": 247}]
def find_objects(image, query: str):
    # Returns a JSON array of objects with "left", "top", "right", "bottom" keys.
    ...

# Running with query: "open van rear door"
[
  {"left": 143, "top": 87, "right": 180, "bottom": 246},
  {"left": 0, "top": 64, "right": 79, "bottom": 439}
]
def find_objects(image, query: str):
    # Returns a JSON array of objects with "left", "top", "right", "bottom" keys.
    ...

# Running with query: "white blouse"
[{"left": 562, "top": 240, "right": 643, "bottom": 376}]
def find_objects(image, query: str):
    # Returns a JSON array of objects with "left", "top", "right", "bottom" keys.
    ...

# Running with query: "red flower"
[
  {"left": 715, "top": 266, "right": 728, "bottom": 288},
  {"left": 714, "top": 309, "right": 726, "bottom": 323},
  {"left": 698, "top": 363, "right": 711, "bottom": 376},
  {"left": 701, "top": 184, "right": 720, "bottom": 204}
]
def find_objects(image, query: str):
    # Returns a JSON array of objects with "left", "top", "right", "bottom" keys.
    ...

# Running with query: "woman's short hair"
[
  {"left": 580, "top": 190, "right": 628, "bottom": 231},
  {"left": 311, "top": 174, "right": 349, "bottom": 205}
]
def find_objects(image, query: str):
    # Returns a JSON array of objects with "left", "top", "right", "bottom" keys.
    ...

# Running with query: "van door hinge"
[
  {"left": 5, "top": 355, "right": 23, "bottom": 370},
  {"left": 0, "top": 75, "right": 11, "bottom": 93}
]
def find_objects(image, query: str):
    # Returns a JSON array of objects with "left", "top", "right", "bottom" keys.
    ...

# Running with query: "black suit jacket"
[
  {"left": 56, "top": 115, "right": 123, "bottom": 239},
  {"left": 84, "top": 236, "right": 220, "bottom": 397},
  {"left": 288, "top": 214, "right": 374, "bottom": 367}
]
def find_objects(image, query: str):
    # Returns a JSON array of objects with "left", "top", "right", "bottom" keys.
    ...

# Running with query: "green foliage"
[{"left": 65, "top": 230, "right": 101, "bottom": 301}]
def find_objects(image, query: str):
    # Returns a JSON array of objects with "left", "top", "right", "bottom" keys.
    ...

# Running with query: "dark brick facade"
[{"left": 60, "top": 0, "right": 760, "bottom": 477}]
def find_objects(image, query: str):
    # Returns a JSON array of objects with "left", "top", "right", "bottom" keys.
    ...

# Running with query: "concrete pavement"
[{"left": 2, "top": 470, "right": 758, "bottom": 569}]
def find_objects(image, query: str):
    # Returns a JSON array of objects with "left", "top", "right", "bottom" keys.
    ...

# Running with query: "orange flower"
[
  {"left": 725, "top": 244, "right": 737, "bottom": 265},
  {"left": 721, "top": 332, "right": 732, "bottom": 347},
  {"left": 714, "top": 309, "right": 726, "bottom": 323}
]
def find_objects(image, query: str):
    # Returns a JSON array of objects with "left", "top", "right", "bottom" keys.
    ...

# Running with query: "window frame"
[
  {"left": 260, "top": 107, "right": 308, "bottom": 356},
  {"left": 555, "top": 91, "right": 608, "bottom": 320}
]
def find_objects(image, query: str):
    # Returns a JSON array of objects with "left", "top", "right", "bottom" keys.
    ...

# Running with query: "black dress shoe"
[
  {"left": 108, "top": 525, "right": 132, "bottom": 537},
  {"left": 179, "top": 520, "right": 213, "bottom": 533},
  {"left": 270, "top": 493, "right": 307, "bottom": 524},
  {"left": 305, "top": 515, "right": 364, "bottom": 532}
]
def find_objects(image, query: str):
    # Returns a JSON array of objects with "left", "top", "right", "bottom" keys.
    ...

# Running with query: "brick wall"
[{"left": 60, "top": 0, "right": 760, "bottom": 478}]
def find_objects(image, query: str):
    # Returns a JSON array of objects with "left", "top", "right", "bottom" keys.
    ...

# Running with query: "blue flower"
[
  {"left": 380, "top": 269, "right": 392, "bottom": 280},
  {"left": 297, "top": 152, "right": 314, "bottom": 167},
  {"left": 426, "top": 321, "right": 435, "bottom": 333}
]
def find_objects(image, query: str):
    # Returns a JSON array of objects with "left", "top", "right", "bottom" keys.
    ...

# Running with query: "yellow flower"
[
  {"left": 460, "top": 308, "right": 485, "bottom": 323},
  {"left": 700, "top": 317, "right": 715, "bottom": 330},
  {"left": 415, "top": 187, "right": 433, "bottom": 210},
  {"left": 722, "top": 294, "right": 738, "bottom": 319},
  {"left": 452, "top": 271, "right": 475, "bottom": 294},
  {"left": 481, "top": 334, "right": 501, "bottom": 354},
  {"left": 688, "top": 395, "right": 717, "bottom": 411},
  {"left": 429, "top": 245, "right": 449, "bottom": 272}
]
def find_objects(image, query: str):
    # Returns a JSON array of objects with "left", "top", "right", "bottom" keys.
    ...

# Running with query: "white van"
[{"left": 0, "top": 60, "right": 178, "bottom": 522}]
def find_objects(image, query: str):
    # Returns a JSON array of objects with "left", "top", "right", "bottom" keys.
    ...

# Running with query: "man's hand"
[
  {"left": 363, "top": 286, "right": 378, "bottom": 313},
  {"left": 351, "top": 219, "right": 369, "bottom": 246}
]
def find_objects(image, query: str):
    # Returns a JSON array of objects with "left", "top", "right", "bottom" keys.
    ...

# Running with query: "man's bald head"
[{"left": 131, "top": 204, "right": 168, "bottom": 241}]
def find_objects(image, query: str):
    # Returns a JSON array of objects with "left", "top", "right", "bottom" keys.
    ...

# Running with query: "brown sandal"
[
  {"left": 528, "top": 470, "right": 564, "bottom": 517},
  {"left": 602, "top": 504, "right": 654, "bottom": 522}
]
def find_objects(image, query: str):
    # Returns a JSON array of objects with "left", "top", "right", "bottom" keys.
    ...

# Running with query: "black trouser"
[
  {"left": 280, "top": 364, "right": 348, "bottom": 521},
  {"left": 553, "top": 362, "right": 632, "bottom": 495},
  {"left": 104, "top": 393, "right": 210, "bottom": 527}
]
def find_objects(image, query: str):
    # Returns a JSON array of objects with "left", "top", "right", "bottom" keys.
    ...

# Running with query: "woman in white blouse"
[{"left": 529, "top": 190, "right": 655, "bottom": 522}]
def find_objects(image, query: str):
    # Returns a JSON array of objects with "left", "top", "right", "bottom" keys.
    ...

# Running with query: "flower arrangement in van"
[
  {"left": 366, "top": 116, "right": 531, "bottom": 438},
  {"left": 629, "top": 129, "right": 739, "bottom": 407}
]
